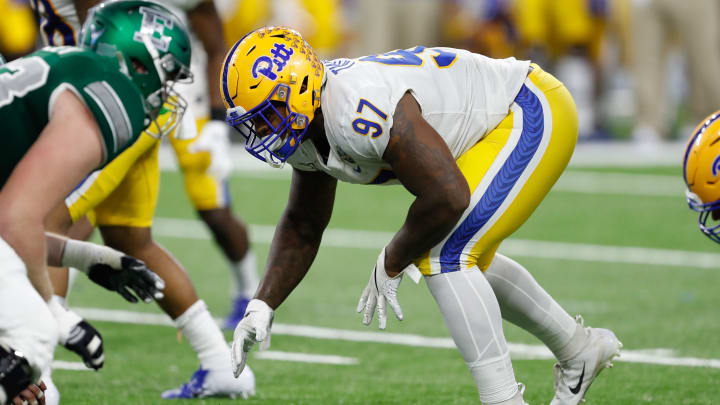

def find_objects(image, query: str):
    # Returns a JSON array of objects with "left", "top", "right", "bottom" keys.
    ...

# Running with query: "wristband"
[{"left": 61, "top": 239, "right": 122, "bottom": 274}]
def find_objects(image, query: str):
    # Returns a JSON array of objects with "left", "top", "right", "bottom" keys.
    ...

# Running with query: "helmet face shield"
[
  {"left": 226, "top": 84, "right": 308, "bottom": 167},
  {"left": 686, "top": 190, "right": 720, "bottom": 243}
]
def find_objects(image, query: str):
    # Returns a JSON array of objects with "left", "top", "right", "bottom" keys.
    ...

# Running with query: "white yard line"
[
  {"left": 254, "top": 351, "right": 358, "bottom": 365},
  {"left": 553, "top": 171, "right": 681, "bottom": 197},
  {"left": 74, "top": 307, "right": 720, "bottom": 369},
  {"left": 52, "top": 352, "right": 357, "bottom": 369},
  {"left": 152, "top": 217, "right": 720, "bottom": 270},
  {"left": 52, "top": 361, "right": 91, "bottom": 371},
  {"left": 159, "top": 144, "right": 686, "bottom": 196},
  {"left": 160, "top": 141, "right": 686, "bottom": 172}
]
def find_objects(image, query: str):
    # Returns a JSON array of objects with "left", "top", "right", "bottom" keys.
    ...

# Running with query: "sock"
[
  {"left": 469, "top": 353, "right": 521, "bottom": 404},
  {"left": 52, "top": 295, "right": 68, "bottom": 308},
  {"left": 426, "top": 268, "right": 518, "bottom": 404},
  {"left": 228, "top": 250, "right": 260, "bottom": 298},
  {"left": 173, "top": 300, "right": 229, "bottom": 370},
  {"left": 484, "top": 254, "right": 584, "bottom": 362}
]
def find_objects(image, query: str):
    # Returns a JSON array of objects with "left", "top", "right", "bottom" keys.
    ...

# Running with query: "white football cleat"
[
  {"left": 550, "top": 317, "right": 622, "bottom": 405},
  {"left": 161, "top": 365, "right": 256, "bottom": 399}
]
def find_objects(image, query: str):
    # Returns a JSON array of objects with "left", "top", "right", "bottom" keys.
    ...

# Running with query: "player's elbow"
[
  {"left": 427, "top": 184, "right": 469, "bottom": 226},
  {"left": 445, "top": 185, "right": 470, "bottom": 221}
]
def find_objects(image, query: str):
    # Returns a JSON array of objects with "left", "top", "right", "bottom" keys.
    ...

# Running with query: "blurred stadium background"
[
  {"left": 4, "top": 0, "right": 720, "bottom": 403},
  {"left": 3, "top": 0, "right": 717, "bottom": 148}
]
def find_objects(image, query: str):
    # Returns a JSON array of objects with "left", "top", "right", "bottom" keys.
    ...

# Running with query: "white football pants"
[{"left": 0, "top": 236, "right": 58, "bottom": 377}]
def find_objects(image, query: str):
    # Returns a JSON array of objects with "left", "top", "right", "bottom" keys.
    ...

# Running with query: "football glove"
[
  {"left": 48, "top": 296, "right": 104, "bottom": 370},
  {"left": 61, "top": 239, "right": 165, "bottom": 303},
  {"left": 356, "top": 248, "right": 404, "bottom": 330},
  {"left": 231, "top": 299, "right": 273, "bottom": 378}
]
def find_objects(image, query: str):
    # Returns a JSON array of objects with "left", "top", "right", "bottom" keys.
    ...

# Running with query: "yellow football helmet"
[
  {"left": 221, "top": 26, "right": 324, "bottom": 167},
  {"left": 683, "top": 110, "right": 720, "bottom": 243}
]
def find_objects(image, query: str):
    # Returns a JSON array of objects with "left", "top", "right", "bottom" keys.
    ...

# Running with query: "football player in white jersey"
[
  {"left": 28, "top": 0, "right": 258, "bottom": 399},
  {"left": 223, "top": 27, "right": 623, "bottom": 405}
]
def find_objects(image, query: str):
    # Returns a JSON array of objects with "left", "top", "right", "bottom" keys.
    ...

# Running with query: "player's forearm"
[
  {"left": 255, "top": 212, "right": 325, "bottom": 309},
  {"left": 385, "top": 193, "right": 468, "bottom": 275}
]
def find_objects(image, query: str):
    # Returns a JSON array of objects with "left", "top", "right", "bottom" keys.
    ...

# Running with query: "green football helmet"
[{"left": 79, "top": 0, "right": 192, "bottom": 135}]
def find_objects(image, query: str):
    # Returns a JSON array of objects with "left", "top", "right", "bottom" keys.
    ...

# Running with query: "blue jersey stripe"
[{"left": 438, "top": 84, "right": 545, "bottom": 273}]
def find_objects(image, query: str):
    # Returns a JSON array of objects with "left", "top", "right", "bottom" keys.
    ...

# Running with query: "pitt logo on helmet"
[
  {"left": 221, "top": 27, "right": 323, "bottom": 168},
  {"left": 252, "top": 43, "right": 294, "bottom": 80}
]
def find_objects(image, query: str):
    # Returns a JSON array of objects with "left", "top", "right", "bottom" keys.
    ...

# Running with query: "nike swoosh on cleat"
[{"left": 569, "top": 363, "right": 586, "bottom": 395}]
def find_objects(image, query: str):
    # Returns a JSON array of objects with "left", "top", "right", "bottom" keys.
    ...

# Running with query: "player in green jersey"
[{"left": 0, "top": 1, "right": 191, "bottom": 403}]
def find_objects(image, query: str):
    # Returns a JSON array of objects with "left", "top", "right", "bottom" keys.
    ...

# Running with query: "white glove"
[
  {"left": 48, "top": 296, "right": 104, "bottom": 370},
  {"left": 356, "top": 248, "right": 404, "bottom": 330},
  {"left": 231, "top": 299, "right": 274, "bottom": 378},
  {"left": 188, "top": 120, "right": 233, "bottom": 179}
]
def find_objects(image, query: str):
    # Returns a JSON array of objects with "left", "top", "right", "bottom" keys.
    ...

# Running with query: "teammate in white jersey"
[{"left": 222, "top": 27, "right": 623, "bottom": 405}]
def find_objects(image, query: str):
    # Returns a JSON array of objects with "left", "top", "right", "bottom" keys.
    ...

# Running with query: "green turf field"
[{"left": 52, "top": 165, "right": 720, "bottom": 404}]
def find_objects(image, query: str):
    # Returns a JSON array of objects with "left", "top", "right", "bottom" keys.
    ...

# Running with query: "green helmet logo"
[{"left": 80, "top": 0, "right": 192, "bottom": 134}]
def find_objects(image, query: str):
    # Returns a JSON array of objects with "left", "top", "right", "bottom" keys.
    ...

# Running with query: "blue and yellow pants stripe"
[{"left": 415, "top": 64, "right": 578, "bottom": 275}]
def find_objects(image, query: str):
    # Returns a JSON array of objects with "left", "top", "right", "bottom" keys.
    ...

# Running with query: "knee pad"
[{"left": 0, "top": 342, "right": 36, "bottom": 403}]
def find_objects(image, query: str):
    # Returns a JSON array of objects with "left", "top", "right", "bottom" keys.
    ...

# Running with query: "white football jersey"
[{"left": 287, "top": 47, "right": 530, "bottom": 185}]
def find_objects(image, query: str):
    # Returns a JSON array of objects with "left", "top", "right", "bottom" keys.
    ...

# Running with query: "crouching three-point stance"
[{"left": 222, "top": 27, "right": 622, "bottom": 405}]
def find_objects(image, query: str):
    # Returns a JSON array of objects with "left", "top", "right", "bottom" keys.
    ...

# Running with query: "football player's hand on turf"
[
  {"left": 231, "top": 299, "right": 273, "bottom": 378},
  {"left": 357, "top": 248, "right": 404, "bottom": 330},
  {"left": 12, "top": 381, "right": 46, "bottom": 405},
  {"left": 48, "top": 297, "right": 104, "bottom": 370},
  {"left": 61, "top": 239, "right": 165, "bottom": 303}
]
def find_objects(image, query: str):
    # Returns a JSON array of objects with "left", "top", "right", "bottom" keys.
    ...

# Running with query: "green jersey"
[{"left": 0, "top": 46, "right": 148, "bottom": 186}]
